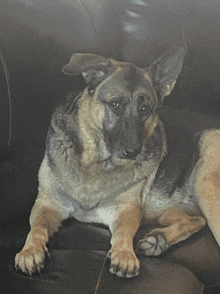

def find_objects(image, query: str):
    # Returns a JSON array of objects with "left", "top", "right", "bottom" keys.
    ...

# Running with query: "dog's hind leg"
[
  {"left": 15, "top": 195, "right": 63, "bottom": 275},
  {"left": 194, "top": 129, "right": 220, "bottom": 247},
  {"left": 137, "top": 208, "right": 206, "bottom": 256}
]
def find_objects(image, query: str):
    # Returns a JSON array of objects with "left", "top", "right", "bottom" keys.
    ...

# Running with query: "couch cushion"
[
  {"left": 49, "top": 220, "right": 220, "bottom": 286},
  {"left": 165, "top": 226, "right": 220, "bottom": 286},
  {"left": 0, "top": 248, "right": 203, "bottom": 294}
]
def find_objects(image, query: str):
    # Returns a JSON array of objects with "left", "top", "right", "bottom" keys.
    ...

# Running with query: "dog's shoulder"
[{"left": 46, "top": 92, "right": 84, "bottom": 169}]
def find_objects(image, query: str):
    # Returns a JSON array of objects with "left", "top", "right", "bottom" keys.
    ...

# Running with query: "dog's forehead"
[
  {"left": 121, "top": 64, "right": 150, "bottom": 91},
  {"left": 98, "top": 63, "right": 156, "bottom": 101}
]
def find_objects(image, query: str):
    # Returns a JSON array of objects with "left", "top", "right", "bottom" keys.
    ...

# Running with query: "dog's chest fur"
[
  {"left": 42, "top": 133, "right": 161, "bottom": 209},
  {"left": 38, "top": 98, "right": 167, "bottom": 223}
]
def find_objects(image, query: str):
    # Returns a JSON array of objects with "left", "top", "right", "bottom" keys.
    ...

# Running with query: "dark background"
[{"left": 1, "top": 0, "right": 220, "bottom": 223}]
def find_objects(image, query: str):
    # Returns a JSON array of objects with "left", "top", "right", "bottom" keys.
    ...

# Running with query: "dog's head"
[{"left": 62, "top": 45, "right": 186, "bottom": 160}]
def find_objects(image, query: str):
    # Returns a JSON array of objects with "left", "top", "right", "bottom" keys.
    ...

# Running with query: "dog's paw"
[
  {"left": 15, "top": 245, "right": 49, "bottom": 276},
  {"left": 107, "top": 248, "right": 140, "bottom": 278},
  {"left": 137, "top": 234, "right": 168, "bottom": 256}
]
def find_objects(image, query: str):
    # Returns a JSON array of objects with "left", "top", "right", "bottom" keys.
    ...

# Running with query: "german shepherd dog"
[{"left": 15, "top": 45, "right": 220, "bottom": 278}]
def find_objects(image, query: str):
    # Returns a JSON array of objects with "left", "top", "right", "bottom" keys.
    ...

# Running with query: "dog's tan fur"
[
  {"left": 15, "top": 203, "right": 62, "bottom": 274},
  {"left": 195, "top": 130, "right": 220, "bottom": 245},
  {"left": 15, "top": 45, "right": 220, "bottom": 278}
]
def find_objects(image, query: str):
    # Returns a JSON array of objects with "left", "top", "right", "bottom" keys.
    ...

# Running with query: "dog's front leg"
[
  {"left": 108, "top": 201, "right": 141, "bottom": 278},
  {"left": 15, "top": 196, "right": 63, "bottom": 275}
]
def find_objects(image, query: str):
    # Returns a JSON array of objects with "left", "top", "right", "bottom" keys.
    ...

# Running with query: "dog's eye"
[
  {"left": 109, "top": 100, "right": 119, "bottom": 109},
  {"left": 138, "top": 102, "right": 152, "bottom": 120},
  {"left": 108, "top": 97, "right": 129, "bottom": 114},
  {"left": 140, "top": 104, "right": 151, "bottom": 113},
  {"left": 141, "top": 105, "right": 149, "bottom": 112}
]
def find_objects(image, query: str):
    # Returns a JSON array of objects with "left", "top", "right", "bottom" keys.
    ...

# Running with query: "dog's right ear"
[{"left": 62, "top": 53, "right": 112, "bottom": 86}]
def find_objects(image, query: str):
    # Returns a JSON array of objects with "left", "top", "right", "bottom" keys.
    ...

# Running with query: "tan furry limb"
[
  {"left": 195, "top": 130, "right": 220, "bottom": 246},
  {"left": 15, "top": 203, "right": 62, "bottom": 275}
]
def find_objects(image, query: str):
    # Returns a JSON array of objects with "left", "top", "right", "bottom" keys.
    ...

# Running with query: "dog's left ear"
[
  {"left": 62, "top": 53, "right": 112, "bottom": 86},
  {"left": 147, "top": 44, "right": 187, "bottom": 101}
]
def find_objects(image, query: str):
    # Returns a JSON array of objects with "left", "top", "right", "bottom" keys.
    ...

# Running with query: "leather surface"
[{"left": 0, "top": 219, "right": 209, "bottom": 294}]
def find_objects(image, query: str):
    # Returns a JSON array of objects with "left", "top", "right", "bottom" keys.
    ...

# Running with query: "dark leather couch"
[{"left": 1, "top": 1, "right": 220, "bottom": 293}]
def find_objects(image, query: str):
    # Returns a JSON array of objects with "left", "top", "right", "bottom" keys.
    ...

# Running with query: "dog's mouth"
[
  {"left": 113, "top": 149, "right": 141, "bottom": 160},
  {"left": 103, "top": 124, "right": 144, "bottom": 161},
  {"left": 104, "top": 137, "right": 143, "bottom": 160}
]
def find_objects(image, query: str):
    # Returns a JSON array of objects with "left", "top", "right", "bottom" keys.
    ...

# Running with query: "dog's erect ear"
[
  {"left": 147, "top": 44, "right": 187, "bottom": 101},
  {"left": 62, "top": 53, "right": 112, "bottom": 85}
]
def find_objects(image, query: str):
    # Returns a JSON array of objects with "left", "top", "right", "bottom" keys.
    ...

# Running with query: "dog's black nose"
[{"left": 123, "top": 149, "right": 140, "bottom": 159}]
